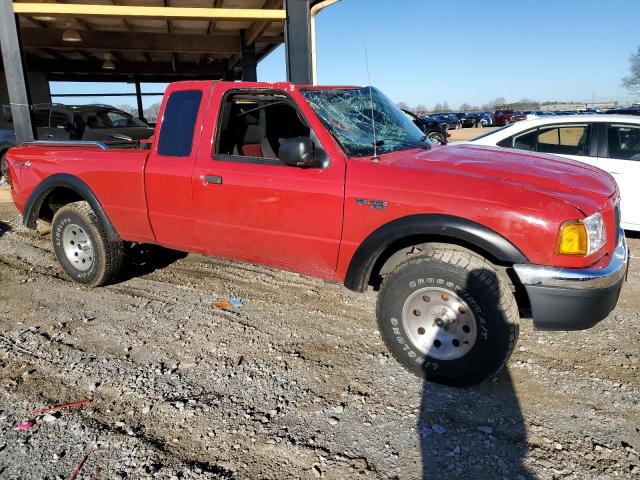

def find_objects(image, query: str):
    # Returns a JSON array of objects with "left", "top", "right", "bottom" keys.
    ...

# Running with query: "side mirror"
[{"left": 279, "top": 137, "right": 318, "bottom": 168}]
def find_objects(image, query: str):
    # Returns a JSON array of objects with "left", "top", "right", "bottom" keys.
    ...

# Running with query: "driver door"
[{"left": 192, "top": 85, "right": 345, "bottom": 278}]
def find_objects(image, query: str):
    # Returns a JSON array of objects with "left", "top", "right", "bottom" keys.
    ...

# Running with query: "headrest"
[{"left": 243, "top": 124, "right": 263, "bottom": 144}]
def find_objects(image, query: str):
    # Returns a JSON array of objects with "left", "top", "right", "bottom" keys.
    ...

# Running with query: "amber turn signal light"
[{"left": 557, "top": 221, "right": 588, "bottom": 256}]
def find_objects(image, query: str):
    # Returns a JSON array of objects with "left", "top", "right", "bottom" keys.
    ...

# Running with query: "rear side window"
[
  {"left": 33, "top": 108, "right": 50, "bottom": 128},
  {"left": 513, "top": 129, "right": 538, "bottom": 150},
  {"left": 157, "top": 90, "right": 202, "bottom": 157},
  {"left": 607, "top": 124, "right": 640, "bottom": 160},
  {"left": 50, "top": 110, "right": 70, "bottom": 128},
  {"left": 537, "top": 125, "right": 590, "bottom": 156}
]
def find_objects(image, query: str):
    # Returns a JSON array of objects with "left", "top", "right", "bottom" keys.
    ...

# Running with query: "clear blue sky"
[
  {"left": 52, "top": 0, "right": 640, "bottom": 110},
  {"left": 259, "top": 0, "right": 640, "bottom": 108}
]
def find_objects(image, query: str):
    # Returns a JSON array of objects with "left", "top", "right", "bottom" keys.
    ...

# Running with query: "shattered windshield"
[{"left": 301, "top": 87, "right": 427, "bottom": 156}]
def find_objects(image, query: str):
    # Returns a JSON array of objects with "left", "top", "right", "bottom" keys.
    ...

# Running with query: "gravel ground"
[{"left": 0, "top": 196, "right": 638, "bottom": 480}]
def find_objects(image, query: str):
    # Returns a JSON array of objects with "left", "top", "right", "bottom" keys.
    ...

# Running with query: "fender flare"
[
  {"left": 344, "top": 214, "right": 528, "bottom": 292},
  {"left": 23, "top": 173, "right": 120, "bottom": 242}
]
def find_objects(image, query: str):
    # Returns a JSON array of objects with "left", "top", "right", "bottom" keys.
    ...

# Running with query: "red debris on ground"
[
  {"left": 32, "top": 399, "right": 91, "bottom": 416},
  {"left": 15, "top": 419, "right": 34, "bottom": 430},
  {"left": 68, "top": 453, "right": 89, "bottom": 480}
]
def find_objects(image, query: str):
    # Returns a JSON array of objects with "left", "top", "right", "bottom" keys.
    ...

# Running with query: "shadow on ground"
[
  {"left": 0, "top": 220, "right": 11, "bottom": 237},
  {"left": 419, "top": 370, "right": 533, "bottom": 479},
  {"left": 418, "top": 267, "right": 534, "bottom": 479},
  {"left": 118, "top": 244, "right": 188, "bottom": 282}
]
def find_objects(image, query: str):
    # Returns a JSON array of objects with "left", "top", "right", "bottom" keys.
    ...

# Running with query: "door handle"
[
  {"left": 46, "top": 134, "right": 53, "bottom": 138},
  {"left": 201, "top": 174, "right": 222, "bottom": 185}
]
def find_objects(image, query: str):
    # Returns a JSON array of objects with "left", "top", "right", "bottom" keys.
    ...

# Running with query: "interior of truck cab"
[{"left": 216, "top": 92, "right": 311, "bottom": 163}]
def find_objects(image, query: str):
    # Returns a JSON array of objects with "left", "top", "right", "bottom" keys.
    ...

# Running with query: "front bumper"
[{"left": 513, "top": 229, "right": 629, "bottom": 330}]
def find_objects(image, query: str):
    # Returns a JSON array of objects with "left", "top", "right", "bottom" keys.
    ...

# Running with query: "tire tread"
[
  {"left": 52, "top": 201, "right": 123, "bottom": 286},
  {"left": 376, "top": 245, "right": 519, "bottom": 385}
]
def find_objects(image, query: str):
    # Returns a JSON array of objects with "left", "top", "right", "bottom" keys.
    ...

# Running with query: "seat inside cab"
[{"left": 216, "top": 92, "right": 311, "bottom": 162}]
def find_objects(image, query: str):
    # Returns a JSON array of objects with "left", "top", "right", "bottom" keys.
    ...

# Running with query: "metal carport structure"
[{"left": 0, "top": 0, "right": 328, "bottom": 144}]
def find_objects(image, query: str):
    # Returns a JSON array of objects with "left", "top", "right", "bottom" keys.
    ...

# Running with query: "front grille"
[{"left": 614, "top": 201, "right": 621, "bottom": 245}]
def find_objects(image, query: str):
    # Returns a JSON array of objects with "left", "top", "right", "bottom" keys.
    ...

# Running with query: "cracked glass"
[{"left": 301, "top": 87, "right": 427, "bottom": 157}]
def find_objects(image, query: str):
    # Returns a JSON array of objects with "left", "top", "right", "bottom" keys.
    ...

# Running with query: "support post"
[
  {"left": 240, "top": 31, "right": 257, "bottom": 82},
  {"left": 0, "top": 0, "right": 34, "bottom": 144},
  {"left": 284, "top": 0, "right": 312, "bottom": 85},
  {"left": 134, "top": 79, "right": 144, "bottom": 120}
]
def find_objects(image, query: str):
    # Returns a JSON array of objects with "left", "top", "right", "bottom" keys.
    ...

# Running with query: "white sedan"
[{"left": 460, "top": 114, "right": 640, "bottom": 231}]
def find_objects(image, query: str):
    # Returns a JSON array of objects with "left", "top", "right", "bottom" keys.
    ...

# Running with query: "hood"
[{"left": 379, "top": 144, "right": 616, "bottom": 214}]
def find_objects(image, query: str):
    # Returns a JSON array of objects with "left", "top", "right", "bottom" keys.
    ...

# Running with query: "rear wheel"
[
  {"left": 376, "top": 246, "right": 519, "bottom": 386},
  {"left": 426, "top": 131, "right": 446, "bottom": 145},
  {"left": 52, "top": 201, "right": 123, "bottom": 286}
]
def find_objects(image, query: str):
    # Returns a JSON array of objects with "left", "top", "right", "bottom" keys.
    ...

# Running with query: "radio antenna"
[{"left": 361, "top": 12, "right": 379, "bottom": 161}]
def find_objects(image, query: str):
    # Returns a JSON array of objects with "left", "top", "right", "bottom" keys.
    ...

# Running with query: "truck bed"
[{"left": 8, "top": 144, "right": 155, "bottom": 243}]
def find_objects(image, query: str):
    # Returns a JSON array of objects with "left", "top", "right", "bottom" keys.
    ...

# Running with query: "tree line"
[{"left": 397, "top": 97, "right": 569, "bottom": 115}]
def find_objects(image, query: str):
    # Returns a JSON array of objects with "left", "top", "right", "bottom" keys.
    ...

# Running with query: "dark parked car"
[
  {"left": 32, "top": 104, "right": 154, "bottom": 146},
  {"left": 0, "top": 106, "right": 16, "bottom": 180},
  {"left": 457, "top": 112, "right": 477, "bottom": 128},
  {"left": 427, "top": 113, "right": 461, "bottom": 130},
  {"left": 603, "top": 108, "right": 640, "bottom": 116},
  {"left": 1, "top": 103, "right": 154, "bottom": 180},
  {"left": 475, "top": 112, "right": 494, "bottom": 127},
  {"left": 402, "top": 109, "right": 448, "bottom": 144},
  {"left": 459, "top": 112, "right": 493, "bottom": 128}
]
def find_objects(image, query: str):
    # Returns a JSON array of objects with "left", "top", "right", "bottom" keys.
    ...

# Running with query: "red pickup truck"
[
  {"left": 493, "top": 109, "right": 526, "bottom": 126},
  {"left": 6, "top": 81, "right": 628, "bottom": 387}
]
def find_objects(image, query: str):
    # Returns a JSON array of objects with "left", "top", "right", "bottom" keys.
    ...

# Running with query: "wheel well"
[
  {"left": 367, "top": 234, "right": 530, "bottom": 309},
  {"left": 37, "top": 187, "right": 85, "bottom": 223}
]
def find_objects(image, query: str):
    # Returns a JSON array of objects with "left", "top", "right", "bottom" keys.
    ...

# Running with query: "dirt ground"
[
  {"left": 0, "top": 185, "right": 638, "bottom": 480},
  {"left": 446, "top": 126, "right": 496, "bottom": 142}
]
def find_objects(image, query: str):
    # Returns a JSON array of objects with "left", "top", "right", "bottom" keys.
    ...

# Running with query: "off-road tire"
[
  {"left": 376, "top": 246, "right": 519, "bottom": 387},
  {"left": 426, "top": 131, "right": 446, "bottom": 145},
  {"left": 52, "top": 201, "right": 124, "bottom": 286}
]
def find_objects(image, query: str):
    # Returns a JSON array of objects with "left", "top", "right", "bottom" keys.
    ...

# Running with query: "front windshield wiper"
[
  {"left": 370, "top": 138, "right": 430, "bottom": 153},
  {"left": 405, "top": 137, "right": 431, "bottom": 150}
]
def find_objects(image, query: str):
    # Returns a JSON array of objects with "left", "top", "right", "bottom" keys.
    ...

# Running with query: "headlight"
[{"left": 557, "top": 212, "right": 606, "bottom": 256}]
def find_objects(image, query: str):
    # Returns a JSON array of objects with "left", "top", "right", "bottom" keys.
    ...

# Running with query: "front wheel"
[
  {"left": 376, "top": 246, "right": 519, "bottom": 386},
  {"left": 52, "top": 201, "right": 124, "bottom": 286}
]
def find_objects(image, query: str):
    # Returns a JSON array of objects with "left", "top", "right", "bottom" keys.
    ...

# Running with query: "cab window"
[
  {"left": 536, "top": 125, "right": 590, "bottom": 156},
  {"left": 157, "top": 90, "right": 202, "bottom": 157},
  {"left": 607, "top": 124, "right": 640, "bottom": 161},
  {"left": 215, "top": 90, "right": 310, "bottom": 166}
]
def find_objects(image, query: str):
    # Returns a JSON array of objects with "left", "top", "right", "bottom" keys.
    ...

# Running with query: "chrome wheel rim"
[
  {"left": 402, "top": 287, "right": 477, "bottom": 360},
  {"left": 427, "top": 133, "right": 444, "bottom": 145},
  {"left": 62, "top": 223, "right": 94, "bottom": 271}
]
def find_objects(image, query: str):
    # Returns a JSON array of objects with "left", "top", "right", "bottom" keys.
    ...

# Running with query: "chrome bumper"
[{"left": 513, "top": 229, "right": 629, "bottom": 290}]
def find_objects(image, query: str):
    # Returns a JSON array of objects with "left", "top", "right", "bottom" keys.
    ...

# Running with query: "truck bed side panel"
[{"left": 9, "top": 147, "right": 155, "bottom": 243}]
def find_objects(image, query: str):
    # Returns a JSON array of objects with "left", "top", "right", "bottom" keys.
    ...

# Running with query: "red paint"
[{"left": 7, "top": 81, "right": 619, "bottom": 285}]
